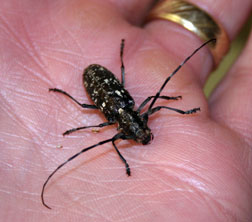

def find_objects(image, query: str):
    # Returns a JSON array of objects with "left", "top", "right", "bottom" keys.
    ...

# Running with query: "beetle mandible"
[{"left": 42, "top": 38, "right": 215, "bottom": 209}]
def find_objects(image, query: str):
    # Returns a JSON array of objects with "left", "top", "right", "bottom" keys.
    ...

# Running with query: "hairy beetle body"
[{"left": 84, "top": 64, "right": 152, "bottom": 144}]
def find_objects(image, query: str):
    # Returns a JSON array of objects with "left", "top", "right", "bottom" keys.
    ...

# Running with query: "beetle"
[{"left": 42, "top": 38, "right": 215, "bottom": 209}]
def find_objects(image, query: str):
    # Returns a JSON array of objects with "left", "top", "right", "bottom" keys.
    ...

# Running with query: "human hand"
[{"left": 0, "top": 0, "right": 251, "bottom": 221}]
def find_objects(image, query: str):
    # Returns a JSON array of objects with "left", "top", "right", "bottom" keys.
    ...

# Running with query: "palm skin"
[{"left": 0, "top": 0, "right": 251, "bottom": 221}]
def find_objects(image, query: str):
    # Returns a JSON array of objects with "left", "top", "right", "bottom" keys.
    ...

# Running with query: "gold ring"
[{"left": 145, "top": 0, "right": 230, "bottom": 66}]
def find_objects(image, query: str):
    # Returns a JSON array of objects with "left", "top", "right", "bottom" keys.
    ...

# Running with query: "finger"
[
  {"left": 144, "top": 0, "right": 252, "bottom": 84},
  {"left": 209, "top": 30, "right": 252, "bottom": 145},
  {"left": 107, "top": 0, "right": 155, "bottom": 25}
]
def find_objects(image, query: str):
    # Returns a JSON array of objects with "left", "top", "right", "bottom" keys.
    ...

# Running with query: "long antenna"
[
  {"left": 41, "top": 135, "right": 121, "bottom": 209},
  {"left": 148, "top": 39, "right": 216, "bottom": 112}
]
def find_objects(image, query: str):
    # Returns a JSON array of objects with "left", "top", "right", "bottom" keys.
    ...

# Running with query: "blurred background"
[{"left": 204, "top": 16, "right": 252, "bottom": 97}]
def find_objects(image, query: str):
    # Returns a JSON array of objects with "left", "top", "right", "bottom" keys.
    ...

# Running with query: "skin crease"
[{"left": 0, "top": 0, "right": 252, "bottom": 221}]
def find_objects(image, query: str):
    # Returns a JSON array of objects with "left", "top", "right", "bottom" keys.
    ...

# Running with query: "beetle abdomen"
[{"left": 83, "top": 64, "right": 135, "bottom": 122}]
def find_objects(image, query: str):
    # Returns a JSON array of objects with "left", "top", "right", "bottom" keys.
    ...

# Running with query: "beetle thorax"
[{"left": 117, "top": 108, "right": 153, "bottom": 145}]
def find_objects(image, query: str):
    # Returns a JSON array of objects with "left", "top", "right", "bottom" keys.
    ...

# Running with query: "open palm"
[{"left": 1, "top": 1, "right": 251, "bottom": 221}]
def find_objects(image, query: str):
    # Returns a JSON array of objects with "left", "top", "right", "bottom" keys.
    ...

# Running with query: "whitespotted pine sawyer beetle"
[{"left": 42, "top": 38, "right": 216, "bottom": 209}]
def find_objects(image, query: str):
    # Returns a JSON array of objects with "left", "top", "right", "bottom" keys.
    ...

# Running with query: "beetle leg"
[
  {"left": 49, "top": 88, "right": 97, "bottom": 109},
  {"left": 120, "top": 39, "right": 125, "bottom": 87},
  {"left": 112, "top": 139, "right": 131, "bottom": 176},
  {"left": 63, "top": 121, "right": 115, "bottom": 136},
  {"left": 146, "top": 106, "right": 200, "bottom": 116},
  {"left": 137, "top": 95, "right": 182, "bottom": 112}
]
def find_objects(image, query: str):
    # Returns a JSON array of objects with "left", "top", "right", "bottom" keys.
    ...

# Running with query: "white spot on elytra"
[{"left": 115, "top": 90, "right": 122, "bottom": 97}]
